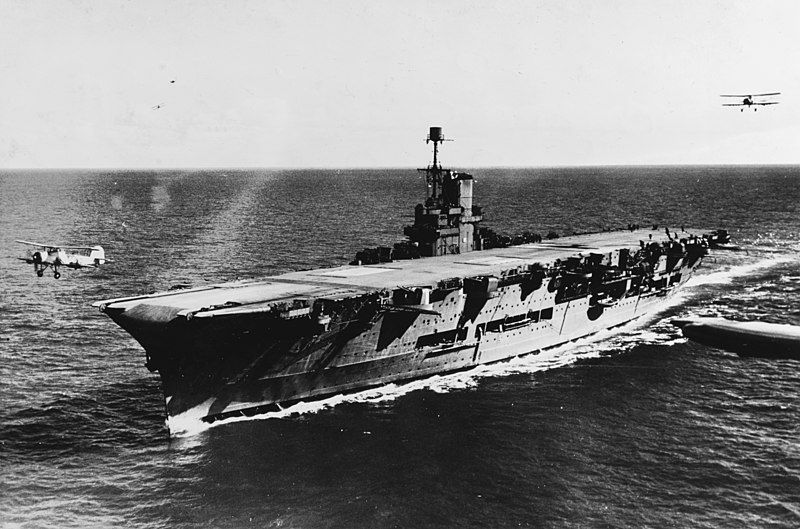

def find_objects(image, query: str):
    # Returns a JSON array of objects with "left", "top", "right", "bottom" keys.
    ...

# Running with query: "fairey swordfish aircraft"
[
  {"left": 720, "top": 92, "right": 780, "bottom": 111},
  {"left": 16, "top": 240, "right": 110, "bottom": 278}
]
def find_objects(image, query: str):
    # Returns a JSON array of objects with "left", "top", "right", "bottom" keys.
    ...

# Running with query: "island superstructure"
[{"left": 95, "top": 127, "right": 713, "bottom": 432}]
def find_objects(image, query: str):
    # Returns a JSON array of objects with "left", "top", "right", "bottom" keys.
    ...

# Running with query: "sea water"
[{"left": 1, "top": 166, "right": 798, "bottom": 528}]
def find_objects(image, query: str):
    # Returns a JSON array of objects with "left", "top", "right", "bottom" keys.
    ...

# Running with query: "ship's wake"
[
  {"left": 168, "top": 251, "right": 793, "bottom": 438},
  {"left": 685, "top": 251, "right": 796, "bottom": 287}
]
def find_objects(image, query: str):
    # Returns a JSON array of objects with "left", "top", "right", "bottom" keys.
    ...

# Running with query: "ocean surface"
[{"left": 1, "top": 165, "right": 798, "bottom": 528}]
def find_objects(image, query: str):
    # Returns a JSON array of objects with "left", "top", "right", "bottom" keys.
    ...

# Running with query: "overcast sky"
[{"left": 2, "top": 0, "right": 799, "bottom": 168}]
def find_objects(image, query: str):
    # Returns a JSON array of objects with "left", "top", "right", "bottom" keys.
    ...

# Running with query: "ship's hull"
[
  {"left": 166, "top": 284, "right": 683, "bottom": 427},
  {"left": 98, "top": 232, "right": 705, "bottom": 431},
  {"left": 673, "top": 318, "right": 800, "bottom": 359}
]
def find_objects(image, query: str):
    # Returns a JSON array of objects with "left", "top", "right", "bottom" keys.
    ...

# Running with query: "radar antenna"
[
  {"left": 425, "top": 126, "right": 452, "bottom": 169},
  {"left": 423, "top": 126, "right": 453, "bottom": 199}
]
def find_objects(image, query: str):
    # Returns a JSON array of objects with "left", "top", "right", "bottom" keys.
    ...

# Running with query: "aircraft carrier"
[{"left": 95, "top": 127, "right": 716, "bottom": 432}]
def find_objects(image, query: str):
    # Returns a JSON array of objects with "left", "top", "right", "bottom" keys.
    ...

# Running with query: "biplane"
[
  {"left": 720, "top": 92, "right": 780, "bottom": 111},
  {"left": 16, "top": 240, "right": 109, "bottom": 278}
]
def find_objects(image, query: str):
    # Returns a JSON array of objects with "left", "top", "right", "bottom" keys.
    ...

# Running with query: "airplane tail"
[{"left": 90, "top": 246, "right": 107, "bottom": 265}]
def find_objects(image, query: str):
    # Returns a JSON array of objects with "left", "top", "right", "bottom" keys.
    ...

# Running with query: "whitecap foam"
[
  {"left": 166, "top": 398, "right": 215, "bottom": 438},
  {"left": 687, "top": 254, "right": 797, "bottom": 287}
]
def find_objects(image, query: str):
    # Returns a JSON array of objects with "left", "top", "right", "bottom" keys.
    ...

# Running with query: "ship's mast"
[
  {"left": 425, "top": 126, "right": 448, "bottom": 202},
  {"left": 430, "top": 127, "right": 440, "bottom": 167}
]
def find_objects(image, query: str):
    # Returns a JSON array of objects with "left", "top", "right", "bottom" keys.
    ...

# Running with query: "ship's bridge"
[{"left": 404, "top": 127, "right": 483, "bottom": 257}]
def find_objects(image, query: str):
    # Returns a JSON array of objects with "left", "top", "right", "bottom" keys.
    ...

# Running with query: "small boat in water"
[{"left": 672, "top": 317, "right": 800, "bottom": 359}]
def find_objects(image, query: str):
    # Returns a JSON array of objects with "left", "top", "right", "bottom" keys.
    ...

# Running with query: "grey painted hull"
[
  {"left": 189, "top": 286, "right": 683, "bottom": 425},
  {"left": 674, "top": 318, "right": 800, "bottom": 358}
]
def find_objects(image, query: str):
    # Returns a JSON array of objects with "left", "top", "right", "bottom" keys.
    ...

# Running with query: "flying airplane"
[
  {"left": 720, "top": 92, "right": 780, "bottom": 111},
  {"left": 16, "top": 240, "right": 109, "bottom": 279}
]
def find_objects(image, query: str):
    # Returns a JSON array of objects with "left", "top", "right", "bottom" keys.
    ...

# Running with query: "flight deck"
[{"left": 96, "top": 226, "right": 704, "bottom": 318}]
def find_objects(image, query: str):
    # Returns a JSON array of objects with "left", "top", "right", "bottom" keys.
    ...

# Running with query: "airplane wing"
[
  {"left": 15, "top": 239, "right": 50, "bottom": 248},
  {"left": 721, "top": 104, "right": 745, "bottom": 106},
  {"left": 16, "top": 239, "right": 99, "bottom": 251},
  {"left": 720, "top": 93, "right": 781, "bottom": 97},
  {"left": 754, "top": 102, "right": 779, "bottom": 105}
]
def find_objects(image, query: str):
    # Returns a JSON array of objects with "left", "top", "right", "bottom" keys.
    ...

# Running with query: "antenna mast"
[
  {"left": 424, "top": 126, "right": 450, "bottom": 200},
  {"left": 428, "top": 126, "right": 445, "bottom": 168}
]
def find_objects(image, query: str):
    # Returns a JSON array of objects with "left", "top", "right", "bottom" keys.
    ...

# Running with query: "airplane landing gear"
[
  {"left": 36, "top": 270, "right": 44, "bottom": 277},
  {"left": 53, "top": 271, "right": 61, "bottom": 279}
]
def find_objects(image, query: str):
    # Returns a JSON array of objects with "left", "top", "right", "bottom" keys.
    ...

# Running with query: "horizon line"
[{"left": 2, "top": 162, "right": 800, "bottom": 172}]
